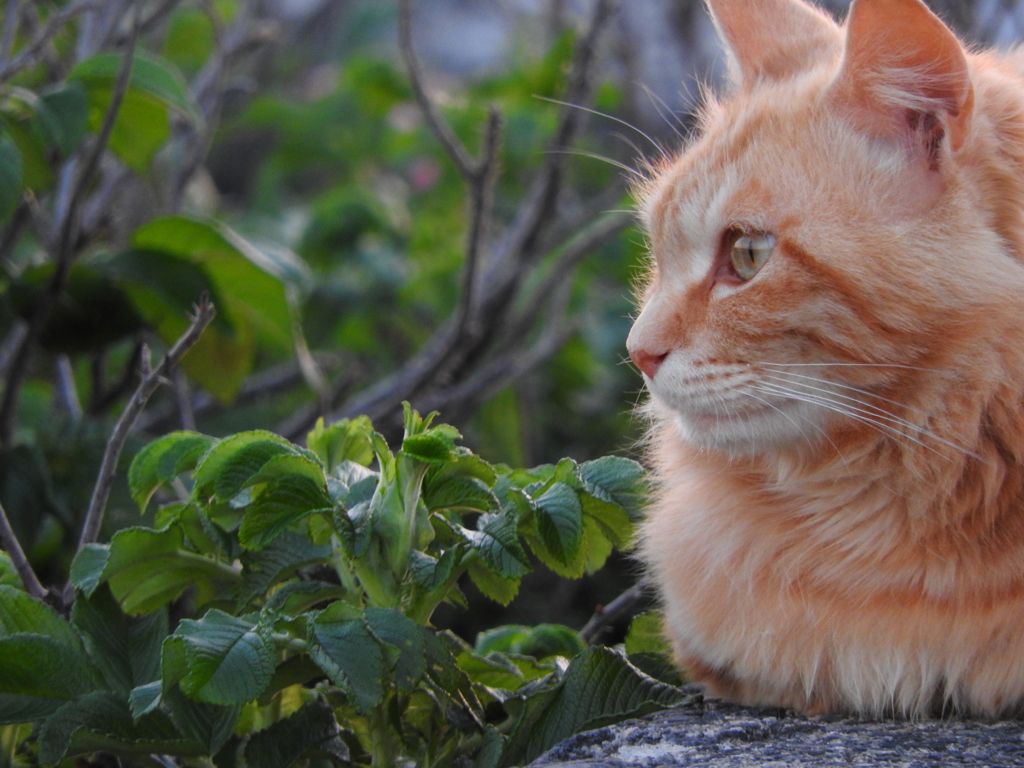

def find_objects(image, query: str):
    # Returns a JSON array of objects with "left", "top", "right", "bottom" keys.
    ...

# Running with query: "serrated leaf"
[
  {"left": 192, "top": 431, "right": 298, "bottom": 502},
  {"left": 238, "top": 476, "right": 334, "bottom": 551},
  {"left": 129, "top": 431, "right": 217, "bottom": 512},
  {"left": 408, "top": 547, "right": 462, "bottom": 592},
  {"left": 533, "top": 482, "right": 583, "bottom": 564},
  {"left": 525, "top": 514, "right": 608, "bottom": 579},
  {"left": 238, "top": 530, "right": 332, "bottom": 606},
  {"left": 264, "top": 581, "right": 347, "bottom": 616},
  {"left": 307, "top": 616, "right": 384, "bottom": 715},
  {"left": 244, "top": 697, "right": 349, "bottom": 768},
  {"left": 424, "top": 474, "right": 499, "bottom": 515},
  {"left": 71, "top": 585, "right": 168, "bottom": 695},
  {"left": 500, "top": 647, "right": 692, "bottom": 766},
  {"left": 421, "top": 630, "right": 484, "bottom": 731},
  {"left": 578, "top": 456, "right": 647, "bottom": 520},
  {"left": 173, "top": 610, "right": 276, "bottom": 705},
  {"left": 365, "top": 607, "right": 425, "bottom": 692},
  {"left": 464, "top": 511, "right": 530, "bottom": 580},
  {"left": 0, "top": 585, "right": 82, "bottom": 648},
  {"left": 37, "top": 690, "right": 203, "bottom": 765},
  {"left": 70, "top": 526, "right": 239, "bottom": 613},
  {"left": 401, "top": 432, "right": 455, "bottom": 465},
  {"left": 162, "top": 684, "right": 240, "bottom": 755},
  {"left": 467, "top": 560, "right": 520, "bottom": 606},
  {"left": 0, "top": 636, "right": 103, "bottom": 724},
  {"left": 579, "top": 492, "right": 634, "bottom": 550}
]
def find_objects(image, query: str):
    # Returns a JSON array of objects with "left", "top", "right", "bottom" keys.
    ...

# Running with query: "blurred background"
[{"left": 0, "top": 0, "right": 1018, "bottom": 641}]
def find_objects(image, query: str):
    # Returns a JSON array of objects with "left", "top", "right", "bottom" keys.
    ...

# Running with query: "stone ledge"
[{"left": 531, "top": 698, "right": 1024, "bottom": 767}]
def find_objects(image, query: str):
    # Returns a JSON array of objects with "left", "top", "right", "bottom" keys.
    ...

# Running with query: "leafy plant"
[{"left": 0, "top": 406, "right": 690, "bottom": 767}]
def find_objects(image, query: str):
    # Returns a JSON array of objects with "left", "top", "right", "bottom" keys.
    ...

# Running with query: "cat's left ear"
[{"left": 834, "top": 0, "right": 974, "bottom": 154}]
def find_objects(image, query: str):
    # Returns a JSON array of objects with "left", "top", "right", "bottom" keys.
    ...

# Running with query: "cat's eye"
[{"left": 729, "top": 232, "right": 775, "bottom": 280}]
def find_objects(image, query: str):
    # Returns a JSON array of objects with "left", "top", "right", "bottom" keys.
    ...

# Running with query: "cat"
[{"left": 629, "top": 0, "right": 1024, "bottom": 717}]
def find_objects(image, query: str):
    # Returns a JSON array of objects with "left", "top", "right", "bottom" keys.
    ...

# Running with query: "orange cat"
[{"left": 629, "top": 0, "right": 1024, "bottom": 716}]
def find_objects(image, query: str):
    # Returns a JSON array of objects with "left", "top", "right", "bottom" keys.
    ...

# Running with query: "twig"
[
  {"left": 398, "top": 0, "right": 475, "bottom": 179},
  {"left": 0, "top": 0, "right": 101, "bottom": 85},
  {"left": 579, "top": 576, "right": 652, "bottom": 645},
  {"left": 0, "top": 0, "right": 22, "bottom": 66},
  {"left": 54, "top": 355, "right": 83, "bottom": 419},
  {"left": 62, "top": 298, "right": 216, "bottom": 603},
  {"left": 0, "top": 498, "right": 46, "bottom": 600},
  {"left": 0, "top": 5, "right": 140, "bottom": 446}
]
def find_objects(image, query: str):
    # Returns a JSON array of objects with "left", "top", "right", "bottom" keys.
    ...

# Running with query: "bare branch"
[
  {"left": 0, "top": 0, "right": 22, "bottom": 66},
  {"left": 334, "top": 0, "right": 619, "bottom": 430},
  {"left": 0, "top": 0, "right": 101, "bottom": 85},
  {"left": 54, "top": 355, "right": 83, "bottom": 420},
  {"left": 506, "top": 211, "right": 632, "bottom": 343},
  {"left": 0, "top": 498, "right": 47, "bottom": 600},
  {"left": 62, "top": 298, "right": 216, "bottom": 603},
  {"left": 579, "top": 576, "right": 652, "bottom": 645},
  {"left": 398, "top": 0, "right": 476, "bottom": 179}
]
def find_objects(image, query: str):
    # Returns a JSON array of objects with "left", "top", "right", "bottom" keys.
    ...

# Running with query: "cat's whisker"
[
  {"left": 760, "top": 374, "right": 935, "bottom": 434},
  {"left": 743, "top": 390, "right": 851, "bottom": 467},
  {"left": 758, "top": 361, "right": 956, "bottom": 376},
  {"left": 757, "top": 375, "right": 982, "bottom": 459},
  {"left": 542, "top": 148, "right": 643, "bottom": 178},
  {"left": 759, "top": 370, "right": 936, "bottom": 420},
  {"left": 533, "top": 95, "right": 666, "bottom": 155},
  {"left": 752, "top": 382, "right": 963, "bottom": 462},
  {"left": 640, "top": 83, "right": 689, "bottom": 144}
]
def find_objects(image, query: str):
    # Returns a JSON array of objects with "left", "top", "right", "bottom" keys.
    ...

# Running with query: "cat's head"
[{"left": 628, "top": 0, "right": 1024, "bottom": 457}]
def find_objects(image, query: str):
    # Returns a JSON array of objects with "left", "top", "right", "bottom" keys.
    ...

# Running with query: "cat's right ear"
[{"left": 705, "top": 0, "right": 841, "bottom": 88}]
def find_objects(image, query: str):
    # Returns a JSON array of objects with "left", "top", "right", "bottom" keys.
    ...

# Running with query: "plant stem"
[
  {"left": 0, "top": 498, "right": 46, "bottom": 600},
  {"left": 369, "top": 698, "right": 399, "bottom": 768}
]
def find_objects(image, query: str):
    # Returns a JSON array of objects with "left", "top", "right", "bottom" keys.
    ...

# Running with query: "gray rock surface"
[{"left": 531, "top": 698, "right": 1024, "bottom": 767}]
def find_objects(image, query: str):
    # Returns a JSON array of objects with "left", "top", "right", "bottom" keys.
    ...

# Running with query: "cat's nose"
[{"left": 630, "top": 348, "right": 668, "bottom": 378}]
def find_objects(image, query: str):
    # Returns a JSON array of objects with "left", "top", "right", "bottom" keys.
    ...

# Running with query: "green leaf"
[
  {"left": 174, "top": 610, "right": 276, "bottom": 705},
  {"left": 0, "top": 585, "right": 82, "bottom": 648},
  {"left": 501, "top": 647, "right": 692, "bottom": 766},
  {"left": 475, "top": 624, "right": 585, "bottom": 661},
  {"left": 307, "top": 416, "right": 375, "bottom": 471},
  {"left": 408, "top": 547, "right": 462, "bottom": 592},
  {"left": 129, "top": 431, "right": 217, "bottom": 512},
  {"left": 464, "top": 511, "right": 530, "bottom": 580},
  {"left": 238, "top": 531, "right": 332, "bottom": 606},
  {"left": 421, "top": 630, "right": 484, "bottom": 731},
  {"left": 578, "top": 456, "right": 647, "bottom": 520},
  {"left": 38, "top": 81, "right": 89, "bottom": 156},
  {"left": 192, "top": 431, "right": 300, "bottom": 502},
  {"left": 37, "top": 690, "right": 204, "bottom": 765},
  {"left": 424, "top": 474, "right": 499, "bottom": 515},
  {"left": 0, "top": 636, "right": 103, "bottom": 724},
  {"left": 532, "top": 482, "right": 583, "bottom": 564},
  {"left": 126, "top": 217, "right": 296, "bottom": 400},
  {"left": 238, "top": 475, "right": 334, "bottom": 551},
  {"left": 401, "top": 432, "right": 455, "bottom": 465},
  {"left": 70, "top": 526, "right": 239, "bottom": 613},
  {"left": 244, "top": 697, "right": 349, "bottom": 768},
  {"left": 71, "top": 585, "right": 168, "bottom": 695},
  {"left": 0, "top": 133, "right": 21, "bottom": 219},
  {"left": 162, "top": 685, "right": 241, "bottom": 756},
  {"left": 624, "top": 611, "right": 670, "bottom": 656},
  {"left": 69, "top": 51, "right": 199, "bottom": 120},
  {"left": 365, "top": 607, "right": 425, "bottom": 692},
  {"left": 467, "top": 560, "right": 519, "bottom": 606},
  {"left": 69, "top": 52, "right": 199, "bottom": 172},
  {"left": 307, "top": 616, "right": 385, "bottom": 715}
]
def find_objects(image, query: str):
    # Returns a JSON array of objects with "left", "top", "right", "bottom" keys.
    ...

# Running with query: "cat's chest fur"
[
  {"left": 630, "top": 0, "right": 1024, "bottom": 716},
  {"left": 643, "top": 423, "right": 1024, "bottom": 715}
]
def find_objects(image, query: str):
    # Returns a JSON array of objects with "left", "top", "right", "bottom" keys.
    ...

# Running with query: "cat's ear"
[
  {"left": 835, "top": 0, "right": 974, "bottom": 154},
  {"left": 705, "top": 0, "right": 841, "bottom": 87}
]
